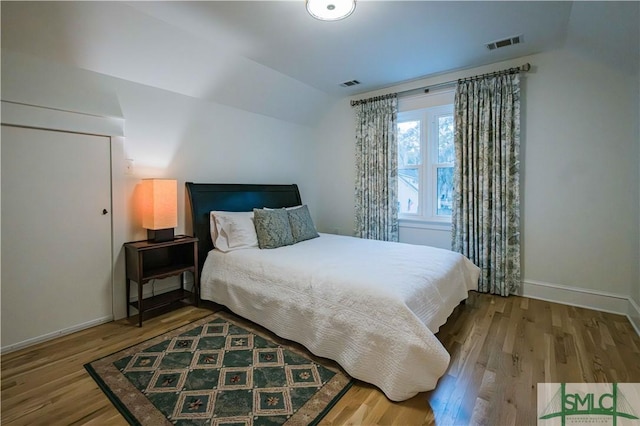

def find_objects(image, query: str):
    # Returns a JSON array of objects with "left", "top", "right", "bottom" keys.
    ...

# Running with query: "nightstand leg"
[
  {"left": 138, "top": 281, "right": 143, "bottom": 327},
  {"left": 194, "top": 271, "right": 199, "bottom": 307},
  {"left": 193, "top": 242, "right": 199, "bottom": 307},
  {"left": 126, "top": 278, "right": 130, "bottom": 318}
]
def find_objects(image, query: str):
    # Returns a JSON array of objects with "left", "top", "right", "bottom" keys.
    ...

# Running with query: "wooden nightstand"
[{"left": 124, "top": 235, "right": 199, "bottom": 326}]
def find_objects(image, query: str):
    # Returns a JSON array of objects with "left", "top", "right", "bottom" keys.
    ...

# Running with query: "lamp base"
[{"left": 147, "top": 228, "right": 174, "bottom": 243}]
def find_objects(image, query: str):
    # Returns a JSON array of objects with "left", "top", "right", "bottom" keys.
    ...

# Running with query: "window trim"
[{"left": 399, "top": 217, "right": 452, "bottom": 231}]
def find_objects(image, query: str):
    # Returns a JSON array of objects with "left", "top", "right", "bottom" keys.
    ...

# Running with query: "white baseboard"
[
  {"left": 628, "top": 297, "right": 640, "bottom": 337},
  {"left": 0, "top": 315, "right": 113, "bottom": 355},
  {"left": 522, "top": 279, "right": 640, "bottom": 337},
  {"left": 2, "top": 278, "right": 196, "bottom": 353}
]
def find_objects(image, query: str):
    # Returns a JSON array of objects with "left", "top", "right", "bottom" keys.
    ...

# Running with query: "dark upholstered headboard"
[{"left": 185, "top": 182, "right": 303, "bottom": 272}]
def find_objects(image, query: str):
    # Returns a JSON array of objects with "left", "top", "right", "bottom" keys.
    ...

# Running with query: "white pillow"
[{"left": 209, "top": 211, "right": 258, "bottom": 252}]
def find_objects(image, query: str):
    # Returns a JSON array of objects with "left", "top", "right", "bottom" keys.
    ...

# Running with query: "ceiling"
[
  {"left": 1, "top": 1, "right": 638, "bottom": 125},
  {"left": 127, "top": 1, "right": 638, "bottom": 96}
]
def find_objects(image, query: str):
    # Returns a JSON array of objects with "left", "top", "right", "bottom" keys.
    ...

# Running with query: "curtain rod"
[
  {"left": 400, "top": 63, "right": 531, "bottom": 96},
  {"left": 350, "top": 92, "right": 397, "bottom": 107},
  {"left": 351, "top": 63, "right": 532, "bottom": 106}
]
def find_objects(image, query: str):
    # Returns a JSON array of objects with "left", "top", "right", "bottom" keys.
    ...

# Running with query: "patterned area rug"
[{"left": 85, "top": 311, "right": 352, "bottom": 425}]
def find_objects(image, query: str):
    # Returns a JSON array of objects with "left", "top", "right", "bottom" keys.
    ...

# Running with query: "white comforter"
[{"left": 200, "top": 233, "right": 479, "bottom": 401}]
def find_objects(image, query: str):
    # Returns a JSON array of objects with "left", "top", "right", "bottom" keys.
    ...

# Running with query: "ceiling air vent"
[
  {"left": 486, "top": 35, "right": 522, "bottom": 50},
  {"left": 340, "top": 79, "right": 360, "bottom": 87}
]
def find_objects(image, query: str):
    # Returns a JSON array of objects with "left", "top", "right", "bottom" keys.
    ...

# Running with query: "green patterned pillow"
[
  {"left": 288, "top": 205, "right": 319, "bottom": 243},
  {"left": 253, "top": 208, "right": 295, "bottom": 249}
]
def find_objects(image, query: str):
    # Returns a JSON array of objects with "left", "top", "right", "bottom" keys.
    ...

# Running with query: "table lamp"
[{"left": 141, "top": 178, "right": 177, "bottom": 242}]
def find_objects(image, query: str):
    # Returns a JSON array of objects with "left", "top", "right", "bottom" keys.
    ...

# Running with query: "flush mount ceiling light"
[{"left": 306, "top": 0, "right": 356, "bottom": 21}]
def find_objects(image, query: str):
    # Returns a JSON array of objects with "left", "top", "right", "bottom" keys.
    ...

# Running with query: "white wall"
[
  {"left": 313, "top": 99, "right": 356, "bottom": 236},
  {"left": 523, "top": 49, "right": 638, "bottom": 298},
  {"left": 314, "top": 48, "right": 640, "bottom": 309},
  {"left": 629, "top": 70, "right": 640, "bottom": 330},
  {"left": 637, "top": 65, "right": 640, "bottom": 308},
  {"left": 1, "top": 50, "right": 318, "bottom": 326}
]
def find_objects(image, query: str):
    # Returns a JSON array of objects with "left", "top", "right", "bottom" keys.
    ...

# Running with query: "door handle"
[{"left": 102, "top": 209, "right": 109, "bottom": 215}]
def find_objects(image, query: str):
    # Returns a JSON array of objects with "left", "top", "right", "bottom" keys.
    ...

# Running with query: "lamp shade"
[
  {"left": 141, "top": 179, "right": 177, "bottom": 230},
  {"left": 306, "top": 0, "right": 356, "bottom": 21}
]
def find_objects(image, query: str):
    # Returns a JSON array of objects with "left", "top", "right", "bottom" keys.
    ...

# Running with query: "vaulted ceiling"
[
  {"left": 128, "top": 1, "right": 640, "bottom": 95},
  {"left": 2, "top": 1, "right": 638, "bottom": 125}
]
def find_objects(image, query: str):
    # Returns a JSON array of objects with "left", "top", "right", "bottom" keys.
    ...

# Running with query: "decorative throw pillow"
[
  {"left": 287, "top": 205, "right": 319, "bottom": 243},
  {"left": 253, "top": 208, "right": 295, "bottom": 249},
  {"left": 263, "top": 205, "right": 303, "bottom": 211}
]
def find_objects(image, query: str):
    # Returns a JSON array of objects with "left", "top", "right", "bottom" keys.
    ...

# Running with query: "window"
[{"left": 398, "top": 104, "right": 454, "bottom": 222}]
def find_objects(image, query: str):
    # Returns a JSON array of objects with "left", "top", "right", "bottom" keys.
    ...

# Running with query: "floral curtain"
[
  {"left": 353, "top": 95, "right": 399, "bottom": 241},
  {"left": 452, "top": 73, "right": 521, "bottom": 296}
]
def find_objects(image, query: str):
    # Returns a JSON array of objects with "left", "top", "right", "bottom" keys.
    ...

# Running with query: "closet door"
[{"left": 1, "top": 125, "right": 112, "bottom": 349}]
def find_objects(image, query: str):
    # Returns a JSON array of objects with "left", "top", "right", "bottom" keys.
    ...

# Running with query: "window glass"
[
  {"left": 436, "top": 167, "right": 454, "bottom": 216},
  {"left": 398, "top": 168, "right": 419, "bottom": 214},
  {"left": 437, "top": 115, "right": 455, "bottom": 164},
  {"left": 398, "top": 120, "right": 421, "bottom": 214},
  {"left": 398, "top": 121, "right": 421, "bottom": 166}
]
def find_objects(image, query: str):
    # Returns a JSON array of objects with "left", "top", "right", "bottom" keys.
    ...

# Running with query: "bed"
[{"left": 186, "top": 182, "right": 480, "bottom": 401}]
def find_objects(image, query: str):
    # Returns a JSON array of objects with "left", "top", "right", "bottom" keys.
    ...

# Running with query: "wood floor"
[{"left": 2, "top": 292, "right": 639, "bottom": 425}]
